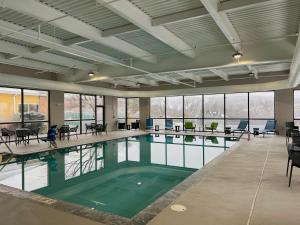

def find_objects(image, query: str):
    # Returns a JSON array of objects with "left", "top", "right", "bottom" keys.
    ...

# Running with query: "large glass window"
[
  {"left": 0, "top": 87, "right": 49, "bottom": 135},
  {"left": 64, "top": 93, "right": 104, "bottom": 133},
  {"left": 249, "top": 92, "right": 274, "bottom": 130},
  {"left": 0, "top": 87, "right": 22, "bottom": 123},
  {"left": 294, "top": 90, "right": 300, "bottom": 126},
  {"left": 117, "top": 98, "right": 126, "bottom": 123},
  {"left": 166, "top": 96, "right": 183, "bottom": 118},
  {"left": 149, "top": 91, "right": 274, "bottom": 133},
  {"left": 204, "top": 94, "right": 224, "bottom": 118},
  {"left": 225, "top": 93, "right": 248, "bottom": 129},
  {"left": 127, "top": 98, "right": 140, "bottom": 124}
]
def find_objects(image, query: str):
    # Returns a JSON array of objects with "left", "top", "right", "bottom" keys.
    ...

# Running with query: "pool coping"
[{"left": 0, "top": 134, "right": 241, "bottom": 225}]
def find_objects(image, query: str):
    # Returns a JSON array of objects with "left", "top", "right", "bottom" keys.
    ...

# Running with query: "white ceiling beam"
[
  {"left": 5, "top": 54, "right": 22, "bottom": 60},
  {"left": 152, "top": 7, "right": 208, "bottom": 26},
  {"left": 107, "top": 79, "right": 140, "bottom": 88},
  {"left": 98, "top": 0, "right": 196, "bottom": 58},
  {"left": 102, "top": 24, "right": 139, "bottom": 37},
  {"left": 0, "top": 39, "right": 95, "bottom": 71},
  {"left": 200, "top": 0, "right": 241, "bottom": 51},
  {"left": 133, "top": 77, "right": 159, "bottom": 86},
  {"left": 177, "top": 72, "right": 203, "bottom": 83},
  {"left": 63, "top": 37, "right": 91, "bottom": 46},
  {"left": 219, "top": 0, "right": 287, "bottom": 13},
  {"left": 210, "top": 69, "right": 229, "bottom": 81},
  {"left": 0, "top": 53, "right": 73, "bottom": 75},
  {"left": 151, "top": 74, "right": 195, "bottom": 87},
  {"left": 0, "top": 20, "right": 120, "bottom": 69},
  {"left": 247, "top": 65, "right": 259, "bottom": 79},
  {"left": 4, "top": 0, "right": 157, "bottom": 64},
  {"left": 289, "top": 30, "right": 300, "bottom": 87}
]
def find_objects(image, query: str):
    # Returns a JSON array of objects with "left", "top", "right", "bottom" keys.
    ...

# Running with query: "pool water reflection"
[{"left": 0, "top": 134, "right": 236, "bottom": 218}]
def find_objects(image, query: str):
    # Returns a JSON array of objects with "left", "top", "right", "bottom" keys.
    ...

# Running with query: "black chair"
[
  {"left": 118, "top": 122, "right": 126, "bottom": 130},
  {"left": 58, "top": 125, "right": 70, "bottom": 140},
  {"left": 28, "top": 127, "right": 40, "bottom": 143},
  {"left": 15, "top": 129, "right": 29, "bottom": 145},
  {"left": 131, "top": 120, "right": 140, "bottom": 129},
  {"left": 289, "top": 150, "right": 300, "bottom": 187},
  {"left": 69, "top": 126, "right": 79, "bottom": 139},
  {"left": 1, "top": 128, "right": 15, "bottom": 143},
  {"left": 286, "top": 122, "right": 299, "bottom": 144},
  {"left": 85, "top": 123, "right": 96, "bottom": 134},
  {"left": 95, "top": 124, "right": 103, "bottom": 135},
  {"left": 286, "top": 133, "right": 300, "bottom": 176}
]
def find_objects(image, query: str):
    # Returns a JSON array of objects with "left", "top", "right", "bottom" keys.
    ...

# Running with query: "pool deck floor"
[{"left": 1, "top": 132, "right": 299, "bottom": 225}]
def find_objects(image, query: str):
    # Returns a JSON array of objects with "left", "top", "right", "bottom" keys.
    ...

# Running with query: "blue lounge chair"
[
  {"left": 146, "top": 118, "right": 153, "bottom": 130},
  {"left": 261, "top": 120, "right": 277, "bottom": 137},
  {"left": 165, "top": 119, "right": 173, "bottom": 130},
  {"left": 232, "top": 120, "right": 248, "bottom": 136}
]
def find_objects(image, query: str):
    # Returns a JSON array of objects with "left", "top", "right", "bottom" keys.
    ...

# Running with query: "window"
[
  {"left": 0, "top": 87, "right": 21, "bottom": 123},
  {"left": 127, "top": 98, "right": 140, "bottom": 123},
  {"left": 249, "top": 92, "right": 274, "bottom": 130},
  {"left": 184, "top": 95, "right": 203, "bottom": 131},
  {"left": 166, "top": 96, "right": 183, "bottom": 118},
  {"left": 204, "top": 94, "right": 224, "bottom": 118},
  {"left": 64, "top": 93, "right": 104, "bottom": 133},
  {"left": 225, "top": 93, "right": 248, "bottom": 129},
  {"left": 204, "top": 94, "right": 224, "bottom": 132},
  {"left": 0, "top": 87, "right": 49, "bottom": 135},
  {"left": 117, "top": 98, "right": 126, "bottom": 123},
  {"left": 150, "top": 97, "right": 165, "bottom": 118},
  {"left": 294, "top": 90, "right": 300, "bottom": 126}
]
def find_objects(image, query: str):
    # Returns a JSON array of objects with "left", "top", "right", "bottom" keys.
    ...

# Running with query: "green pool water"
[{"left": 0, "top": 134, "right": 236, "bottom": 218}]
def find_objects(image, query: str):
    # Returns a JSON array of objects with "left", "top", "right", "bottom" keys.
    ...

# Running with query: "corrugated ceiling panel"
[
  {"left": 79, "top": 41, "right": 131, "bottom": 60},
  {"left": 227, "top": 0, "right": 300, "bottom": 42},
  {"left": 1, "top": 36, "right": 38, "bottom": 48},
  {"left": 39, "top": 0, "right": 131, "bottom": 30},
  {"left": 116, "top": 30, "right": 176, "bottom": 55},
  {"left": 0, "top": 8, "right": 78, "bottom": 40},
  {"left": 165, "top": 16, "right": 229, "bottom": 49},
  {"left": 129, "top": 0, "right": 202, "bottom": 18},
  {"left": 48, "top": 50, "right": 96, "bottom": 64}
]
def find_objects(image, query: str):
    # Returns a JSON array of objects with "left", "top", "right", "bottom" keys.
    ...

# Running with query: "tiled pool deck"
[{"left": 0, "top": 131, "right": 299, "bottom": 225}]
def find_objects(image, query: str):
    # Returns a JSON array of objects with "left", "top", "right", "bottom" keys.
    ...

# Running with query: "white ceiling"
[{"left": 0, "top": 0, "right": 298, "bottom": 90}]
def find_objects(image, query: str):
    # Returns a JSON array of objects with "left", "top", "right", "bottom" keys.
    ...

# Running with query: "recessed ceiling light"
[
  {"left": 232, "top": 51, "right": 243, "bottom": 60},
  {"left": 249, "top": 72, "right": 255, "bottom": 77},
  {"left": 88, "top": 71, "right": 95, "bottom": 77}
]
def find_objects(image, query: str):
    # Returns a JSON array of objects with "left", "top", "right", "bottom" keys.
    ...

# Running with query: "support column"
[
  {"left": 275, "top": 89, "right": 294, "bottom": 136},
  {"left": 49, "top": 90, "right": 64, "bottom": 127},
  {"left": 139, "top": 97, "right": 150, "bottom": 130},
  {"left": 105, "top": 96, "right": 118, "bottom": 131}
]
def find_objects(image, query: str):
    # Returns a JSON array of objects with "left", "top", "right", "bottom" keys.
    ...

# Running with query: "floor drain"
[{"left": 170, "top": 204, "right": 187, "bottom": 212}]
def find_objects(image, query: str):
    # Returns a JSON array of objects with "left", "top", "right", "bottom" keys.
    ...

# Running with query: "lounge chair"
[
  {"left": 260, "top": 120, "right": 277, "bottom": 137},
  {"left": 184, "top": 135, "right": 196, "bottom": 143},
  {"left": 205, "top": 136, "right": 219, "bottom": 144},
  {"left": 165, "top": 119, "right": 173, "bottom": 130},
  {"left": 205, "top": 122, "right": 218, "bottom": 133},
  {"left": 184, "top": 121, "right": 196, "bottom": 132},
  {"left": 146, "top": 118, "right": 153, "bottom": 130},
  {"left": 232, "top": 120, "right": 248, "bottom": 136}
]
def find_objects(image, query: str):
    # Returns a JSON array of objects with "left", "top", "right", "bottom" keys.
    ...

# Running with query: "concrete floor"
[{"left": 0, "top": 133, "right": 299, "bottom": 225}]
